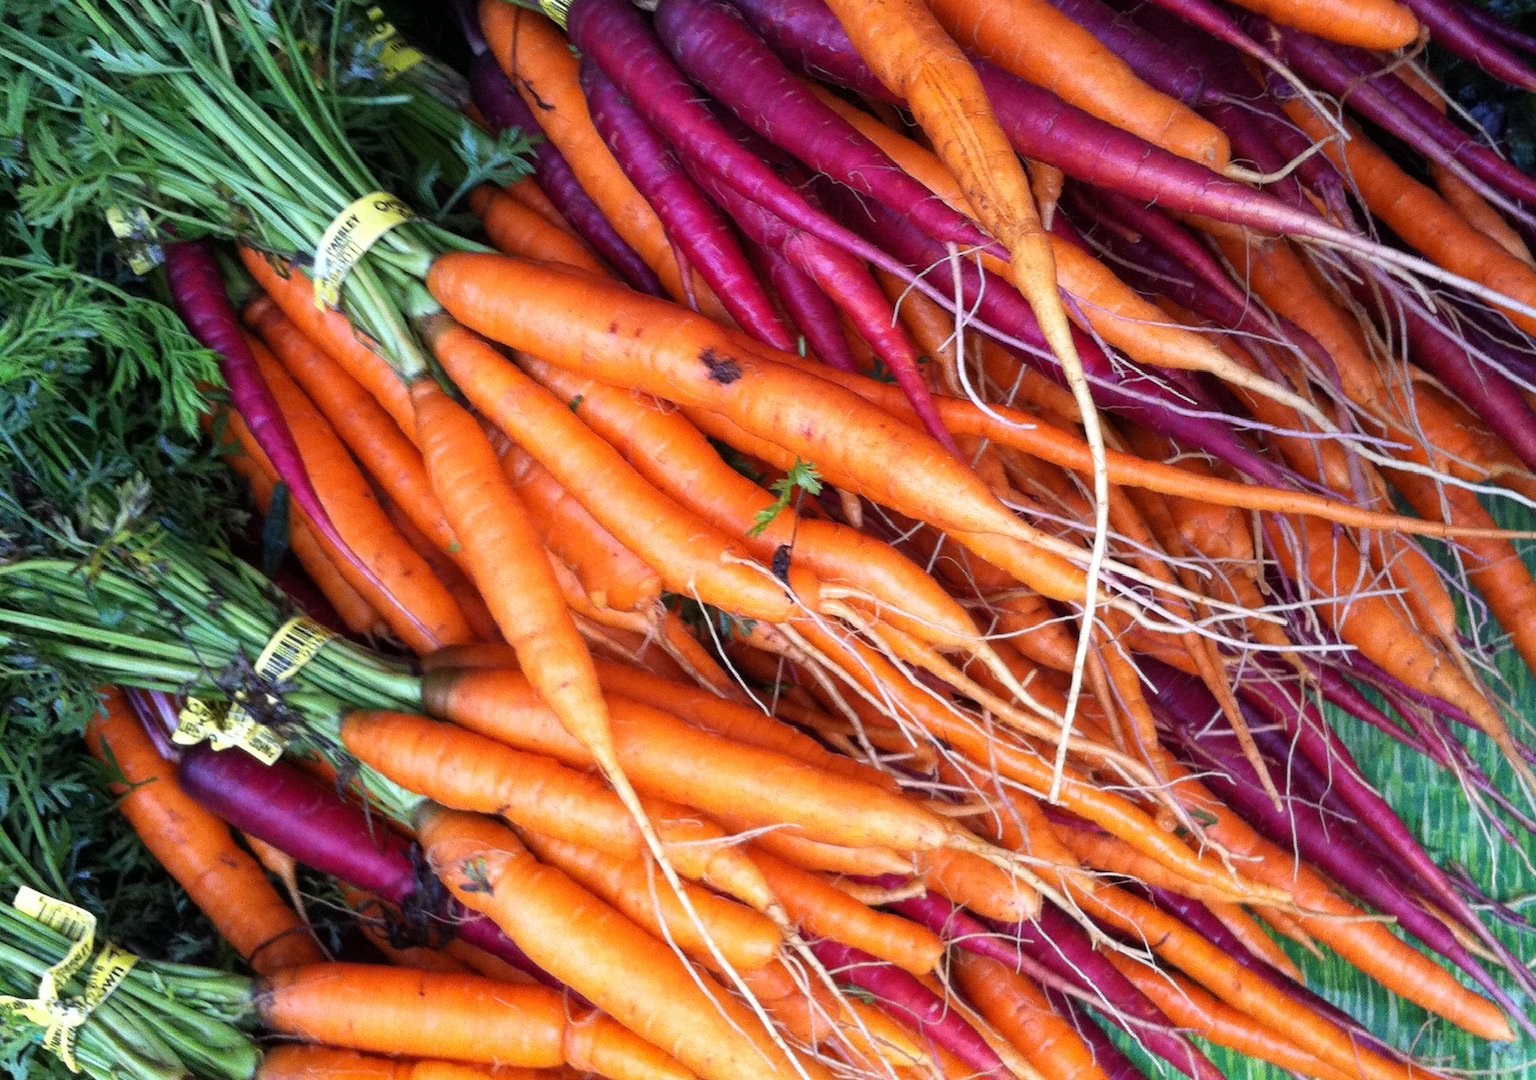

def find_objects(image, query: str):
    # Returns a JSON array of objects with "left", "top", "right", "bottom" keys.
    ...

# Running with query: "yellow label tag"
[
  {"left": 172, "top": 617, "right": 333, "bottom": 764},
  {"left": 104, "top": 205, "right": 163, "bottom": 275},
  {"left": 0, "top": 889, "right": 136, "bottom": 1071},
  {"left": 311, "top": 191, "right": 416, "bottom": 310},
  {"left": 365, "top": 7, "right": 424, "bottom": 80}
]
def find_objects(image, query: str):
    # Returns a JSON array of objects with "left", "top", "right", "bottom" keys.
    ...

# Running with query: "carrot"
[
  {"left": 255, "top": 962, "right": 696, "bottom": 1080},
  {"left": 249, "top": 335, "right": 473, "bottom": 654},
  {"left": 86, "top": 689, "right": 322, "bottom": 974},
  {"left": 951, "top": 952, "right": 1106, "bottom": 1080},
  {"left": 257, "top": 1044, "right": 581, "bottom": 1080},
  {"left": 493, "top": 438, "right": 663, "bottom": 613},
  {"left": 787, "top": 620, "right": 1287, "bottom": 907},
  {"left": 243, "top": 296, "right": 461, "bottom": 566},
  {"left": 379, "top": 496, "right": 502, "bottom": 644},
  {"left": 426, "top": 253, "right": 1095, "bottom": 606},
  {"left": 715, "top": 818, "right": 915, "bottom": 878},
  {"left": 338, "top": 709, "right": 776, "bottom": 913},
  {"left": 426, "top": 319, "right": 814, "bottom": 623},
  {"left": 738, "top": 964, "right": 932, "bottom": 1075},
  {"left": 418, "top": 808, "right": 833, "bottom": 1080},
  {"left": 1053, "top": 828, "right": 1270, "bottom": 910},
  {"left": 469, "top": 184, "right": 609, "bottom": 276},
  {"left": 1287, "top": 107, "right": 1536, "bottom": 336},
  {"left": 238, "top": 249, "right": 414, "bottom": 432},
  {"left": 919, "top": 847, "right": 1040, "bottom": 923},
  {"left": 504, "top": 174, "right": 571, "bottom": 233},
  {"left": 1203, "top": 901, "right": 1305, "bottom": 984},
  {"left": 1103, "top": 953, "right": 1363, "bottom": 1080},
  {"left": 925, "top": 0, "right": 1229, "bottom": 164},
  {"left": 1227, "top": 0, "right": 1419, "bottom": 46},
  {"left": 818, "top": 0, "right": 1111, "bottom": 738},
  {"left": 425, "top": 667, "right": 968, "bottom": 855},
  {"left": 520, "top": 831, "right": 783, "bottom": 971},
  {"left": 1164, "top": 764, "right": 1516, "bottom": 1041},
  {"left": 207, "top": 407, "right": 383, "bottom": 637},
  {"left": 524, "top": 356, "right": 984, "bottom": 651},
  {"left": 746, "top": 848, "right": 943, "bottom": 975},
  {"left": 1430, "top": 162, "right": 1534, "bottom": 263},
  {"left": 483, "top": 3, "right": 723, "bottom": 315},
  {"left": 409, "top": 375, "right": 633, "bottom": 801}
]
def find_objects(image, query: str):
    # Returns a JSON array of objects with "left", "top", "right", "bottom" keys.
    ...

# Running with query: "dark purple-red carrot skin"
[
  {"left": 750, "top": 242, "right": 860, "bottom": 372},
  {"left": 1401, "top": 0, "right": 1536, "bottom": 90},
  {"left": 1356, "top": 278, "right": 1536, "bottom": 474},
  {"left": 166, "top": 241, "right": 338, "bottom": 553},
  {"left": 1045, "top": 989, "right": 1145, "bottom": 1080},
  {"left": 655, "top": 0, "right": 1001, "bottom": 256},
  {"left": 1141, "top": 886, "right": 1396, "bottom": 1056},
  {"left": 1329, "top": 41, "right": 1536, "bottom": 209},
  {"left": 821, "top": 179, "right": 1294, "bottom": 485},
  {"left": 1152, "top": 665, "right": 1536, "bottom": 1036},
  {"left": 808, "top": 940, "right": 1009, "bottom": 1078},
  {"left": 565, "top": 0, "right": 899, "bottom": 274},
  {"left": 1258, "top": 27, "right": 1536, "bottom": 213},
  {"left": 1011, "top": 906, "right": 1225, "bottom": 1080},
  {"left": 1457, "top": 0, "right": 1536, "bottom": 59},
  {"left": 580, "top": 60, "right": 797, "bottom": 350},
  {"left": 175, "top": 745, "right": 560, "bottom": 988},
  {"left": 684, "top": 160, "right": 962, "bottom": 453},
  {"left": 1124, "top": 0, "right": 1277, "bottom": 76},
  {"left": 1044, "top": 0, "right": 1218, "bottom": 105},
  {"left": 468, "top": 53, "right": 666, "bottom": 297},
  {"left": 721, "top": 0, "right": 897, "bottom": 102}
]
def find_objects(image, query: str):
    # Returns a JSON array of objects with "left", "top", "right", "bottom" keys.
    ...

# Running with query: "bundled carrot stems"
[{"left": 3, "top": 0, "right": 1536, "bottom": 1077}]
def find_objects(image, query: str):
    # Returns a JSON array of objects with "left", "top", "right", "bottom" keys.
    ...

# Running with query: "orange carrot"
[
  {"left": 257, "top": 1044, "right": 582, "bottom": 1080},
  {"left": 206, "top": 407, "right": 382, "bottom": 636},
  {"left": 86, "top": 689, "right": 322, "bottom": 974},
  {"left": 255, "top": 963, "right": 696, "bottom": 1080},
  {"left": 244, "top": 296, "right": 460, "bottom": 563},
  {"left": 238, "top": 249, "right": 414, "bottom": 432},
  {"left": 338, "top": 710, "right": 775, "bottom": 912},
  {"left": 494, "top": 438, "right": 663, "bottom": 613},
  {"left": 469, "top": 185, "right": 609, "bottom": 275},
  {"left": 747, "top": 849, "right": 944, "bottom": 975},
  {"left": 1429, "top": 162, "right": 1533, "bottom": 263},
  {"left": 427, "top": 319, "right": 817, "bottom": 623},
  {"left": 951, "top": 952, "right": 1106, "bottom": 1080},
  {"left": 520, "top": 831, "right": 783, "bottom": 971},
  {"left": 1225, "top": 0, "right": 1419, "bottom": 48},
  {"left": 484, "top": 3, "right": 723, "bottom": 316},
  {"left": 418, "top": 808, "right": 832, "bottom": 1080},
  {"left": 925, "top": 0, "right": 1230, "bottom": 164},
  {"left": 249, "top": 335, "right": 473, "bottom": 654}
]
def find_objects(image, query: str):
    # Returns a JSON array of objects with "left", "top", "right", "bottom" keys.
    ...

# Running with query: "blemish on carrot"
[{"left": 700, "top": 348, "right": 742, "bottom": 385}]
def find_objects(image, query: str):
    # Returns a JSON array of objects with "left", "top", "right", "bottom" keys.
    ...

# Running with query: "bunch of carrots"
[{"left": 4, "top": 0, "right": 1536, "bottom": 1075}]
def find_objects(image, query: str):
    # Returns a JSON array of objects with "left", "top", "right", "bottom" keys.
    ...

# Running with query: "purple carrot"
[
  {"left": 1011, "top": 906, "right": 1226, "bottom": 1080},
  {"left": 1142, "top": 887, "right": 1400, "bottom": 1057},
  {"left": 693, "top": 165, "right": 963, "bottom": 454},
  {"left": 750, "top": 241, "right": 861, "bottom": 373},
  {"left": 164, "top": 241, "right": 431, "bottom": 648},
  {"left": 809, "top": 940, "right": 1009, "bottom": 1078},
  {"left": 1043, "top": 0, "right": 1218, "bottom": 106},
  {"left": 1403, "top": 0, "right": 1536, "bottom": 90},
  {"left": 887, "top": 884, "right": 1219, "bottom": 1078},
  {"left": 580, "top": 60, "right": 797, "bottom": 349},
  {"left": 655, "top": 0, "right": 1001, "bottom": 256},
  {"left": 1457, "top": 1, "right": 1536, "bottom": 59},
  {"left": 468, "top": 53, "right": 666, "bottom": 297},
  {"left": 1045, "top": 989, "right": 1146, "bottom": 1080},
  {"left": 884, "top": 889, "right": 1092, "bottom": 1002},
  {"left": 1152, "top": 664, "right": 1536, "bottom": 1040},
  {"left": 820, "top": 177, "right": 1295, "bottom": 485},
  {"left": 566, "top": 0, "right": 904, "bottom": 276},
  {"left": 176, "top": 742, "right": 563, "bottom": 990},
  {"left": 1354, "top": 275, "right": 1536, "bottom": 473},
  {"left": 725, "top": 0, "right": 1487, "bottom": 288},
  {"left": 1256, "top": 24, "right": 1536, "bottom": 218}
]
